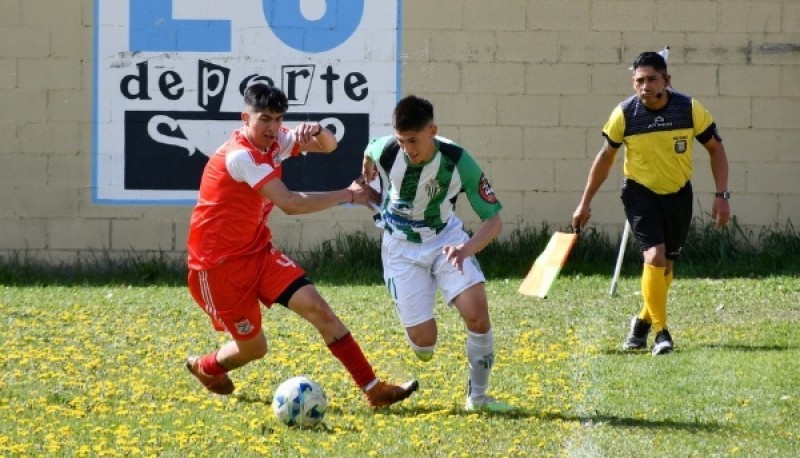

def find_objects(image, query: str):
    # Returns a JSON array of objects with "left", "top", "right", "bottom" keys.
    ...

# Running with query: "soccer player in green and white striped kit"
[{"left": 362, "top": 95, "right": 512, "bottom": 411}]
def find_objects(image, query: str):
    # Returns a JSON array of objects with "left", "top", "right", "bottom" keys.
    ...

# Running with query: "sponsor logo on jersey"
[
  {"left": 389, "top": 200, "right": 414, "bottom": 217},
  {"left": 478, "top": 174, "right": 498, "bottom": 204},
  {"left": 648, "top": 115, "right": 673, "bottom": 129}
]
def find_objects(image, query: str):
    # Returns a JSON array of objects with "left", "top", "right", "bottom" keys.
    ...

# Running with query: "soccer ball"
[{"left": 271, "top": 376, "right": 328, "bottom": 428}]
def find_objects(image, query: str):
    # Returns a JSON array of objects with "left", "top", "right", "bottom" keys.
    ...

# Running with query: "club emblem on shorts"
[
  {"left": 234, "top": 319, "right": 253, "bottom": 335},
  {"left": 478, "top": 173, "right": 498, "bottom": 204},
  {"left": 674, "top": 137, "right": 688, "bottom": 154}
]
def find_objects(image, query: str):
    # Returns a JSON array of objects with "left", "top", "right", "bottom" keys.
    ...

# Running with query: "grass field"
[{"left": 1, "top": 274, "right": 797, "bottom": 457}]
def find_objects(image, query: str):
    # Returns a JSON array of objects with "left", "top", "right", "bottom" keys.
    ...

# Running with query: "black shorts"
[
  {"left": 275, "top": 276, "right": 313, "bottom": 307},
  {"left": 621, "top": 179, "right": 693, "bottom": 260}
]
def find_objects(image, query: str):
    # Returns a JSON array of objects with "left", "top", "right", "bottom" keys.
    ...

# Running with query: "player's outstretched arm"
[{"left": 260, "top": 177, "right": 378, "bottom": 215}]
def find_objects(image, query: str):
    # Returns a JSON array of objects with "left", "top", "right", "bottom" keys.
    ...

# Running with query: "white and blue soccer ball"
[{"left": 271, "top": 376, "right": 328, "bottom": 428}]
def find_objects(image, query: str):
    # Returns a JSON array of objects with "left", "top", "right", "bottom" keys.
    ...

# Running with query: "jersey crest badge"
[
  {"left": 674, "top": 137, "right": 688, "bottom": 154},
  {"left": 424, "top": 180, "right": 442, "bottom": 199}
]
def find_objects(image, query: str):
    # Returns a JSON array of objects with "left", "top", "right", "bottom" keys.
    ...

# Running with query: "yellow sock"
[
  {"left": 643, "top": 270, "right": 674, "bottom": 322},
  {"left": 641, "top": 264, "right": 667, "bottom": 332}
]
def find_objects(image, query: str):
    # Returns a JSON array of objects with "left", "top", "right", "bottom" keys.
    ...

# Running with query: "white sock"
[
  {"left": 466, "top": 328, "right": 494, "bottom": 399},
  {"left": 362, "top": 379, "right": 378, "bottom": 391}
]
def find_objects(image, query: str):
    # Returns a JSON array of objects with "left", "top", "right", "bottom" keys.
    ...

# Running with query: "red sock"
[
  {"left": 327, "top": 332, "right": 377, "bottom": 389},
  {"left": 199, "top": 352, "right": 229, "bottom": 376}
]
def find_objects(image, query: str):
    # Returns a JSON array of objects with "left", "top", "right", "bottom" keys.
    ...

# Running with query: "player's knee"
[
  {"left": 315, "top": 304, "right": 339, "bottom": 326},
  {"left": 301, "top": 300, "right": 339, "bottom": 327},
  {"left": 464, "top": 316, "right": 491, "bottom": 334}
]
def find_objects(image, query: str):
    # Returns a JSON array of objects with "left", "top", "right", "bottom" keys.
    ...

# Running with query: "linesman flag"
[{"left": 518, "top": 232, "right": 578, "bottom": 298}]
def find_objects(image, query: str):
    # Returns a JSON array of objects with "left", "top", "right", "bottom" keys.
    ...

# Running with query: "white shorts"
[{"left": 381, "top": 217, "right": 485, "bottom": 328}]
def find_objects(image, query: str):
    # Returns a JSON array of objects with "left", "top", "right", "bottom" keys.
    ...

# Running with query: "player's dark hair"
[
  {"left": 393, "top": 95, "right": 434, "bottom": 131},
  {"left": 632, "top": 51, "right": 668, "bottom": 75},
  {"left": 244, "top": 83, "right": 289, "bottom": 114}
]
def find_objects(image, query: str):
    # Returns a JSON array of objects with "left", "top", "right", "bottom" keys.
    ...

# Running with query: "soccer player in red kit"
[{"left": 185, "top": 83, "right": 418, "bottom": 407}]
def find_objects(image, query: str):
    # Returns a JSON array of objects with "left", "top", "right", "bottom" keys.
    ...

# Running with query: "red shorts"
[{"left": 187, "top": 244, "right": 306, "bottom": 340}]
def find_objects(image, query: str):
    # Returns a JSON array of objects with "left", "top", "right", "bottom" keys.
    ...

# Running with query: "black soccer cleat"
[
  {"left": 652, "top": 329, "right": 674, "bottom": 356},
  {"left": 622, "top": 317, "right": 651, "bottom": 351}
]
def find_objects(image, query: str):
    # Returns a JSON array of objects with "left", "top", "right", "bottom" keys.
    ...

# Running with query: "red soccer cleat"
[
  {"left": 364, "top": 379, "right": 419, "bottom": 407},
  {"left": 185, "top": 356, "right": 235, "bottom": 395}
]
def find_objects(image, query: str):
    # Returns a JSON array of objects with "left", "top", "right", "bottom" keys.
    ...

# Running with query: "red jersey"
[{"left": 187, "top": 128, "right": 301, "bottom": 271}]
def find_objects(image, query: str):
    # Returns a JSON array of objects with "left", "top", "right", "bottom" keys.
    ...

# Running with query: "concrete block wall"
[
  {"left": 402, "top": 0, "right": 800, "bottom": 238},
  {"left": 0, "top": 0, "right": 798, "bottom": 265}
]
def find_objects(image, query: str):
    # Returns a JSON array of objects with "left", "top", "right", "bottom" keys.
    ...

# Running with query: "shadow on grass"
[
  {"left": 559, "top": 412, "right": 723, "bottom": 432},
  {"left": 234, "top": 392, "right": 723, "bottom": 433},
  {"left": 596, "top": 348, "right": 651, "bottom": 356},
  {"left": 703, "top": 343, "right": 794, "bottom": 352},
  {"left": 389, "top": 407, "right": 723, "bottom": 433},
  {"left": 234, "top": 393, "right": 271, "bottom": 406},
  {"left": 597, "top": 343, "right": 794, "bottom": 356},
  {"left": 351, "top": 405, "right": 724, "bottom": 432}
]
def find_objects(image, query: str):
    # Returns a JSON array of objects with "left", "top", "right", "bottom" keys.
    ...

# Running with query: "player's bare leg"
[{"left": 288, "top": 284, "right": 418, "bottom": 407}]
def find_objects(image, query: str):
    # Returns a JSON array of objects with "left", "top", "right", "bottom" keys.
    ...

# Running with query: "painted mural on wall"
[{"left": 94, "top": 0, "right": 400, "bottom": 204}]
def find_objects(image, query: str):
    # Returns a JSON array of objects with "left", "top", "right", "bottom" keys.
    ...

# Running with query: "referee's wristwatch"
[{"left": 714, "top": 191, "right": 731, "bottom": 200}]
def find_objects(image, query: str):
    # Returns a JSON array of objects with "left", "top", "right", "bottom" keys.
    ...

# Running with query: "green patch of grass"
[
  {"left": 1, "top": 219, "right": 798, "bottom": 455},
  {"left": 0, "top": 284, "right": 583, "bottom": 456},
  {"left": 1, "top": 276, "right": 797, "bottom": 456},
  {"left": 556, "top": 275, "right": 800, "bottom": 456}
]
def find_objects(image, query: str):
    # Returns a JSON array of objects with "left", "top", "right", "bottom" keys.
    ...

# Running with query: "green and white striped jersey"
[{"left": 365, "top": 135, "right": 502, "bottom": 243}]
